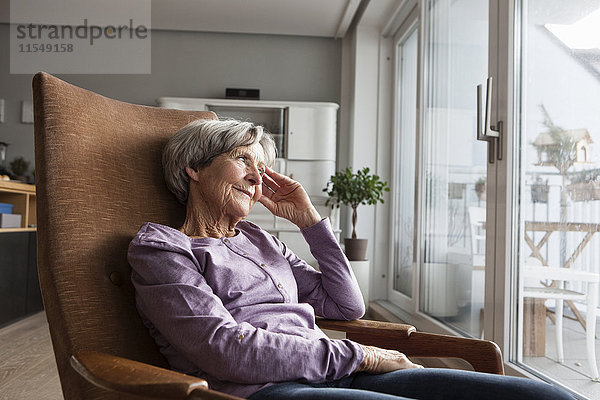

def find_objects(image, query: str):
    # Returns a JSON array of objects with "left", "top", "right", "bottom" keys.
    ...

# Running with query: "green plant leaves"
[{"left": 322, "top": 167, "right": 389, "bottom": 209}]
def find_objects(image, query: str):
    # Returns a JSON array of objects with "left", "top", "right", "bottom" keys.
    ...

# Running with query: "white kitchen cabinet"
[
  {"left": 156, "top": 97, "right": 340, "bottom": 267},
  {"left": 286, "top": 160, "right": 335, "bottom": 197},
  {"left": 157, "top": 97, "right": 338, "bottom": 162},
  {"left": 287, "top": 106, "right": 336, "bottom": 161}
]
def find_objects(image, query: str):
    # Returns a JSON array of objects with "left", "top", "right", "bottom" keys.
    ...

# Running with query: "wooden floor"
[{"left": 0, "top": 312, "right": 63, "bottom": 400}]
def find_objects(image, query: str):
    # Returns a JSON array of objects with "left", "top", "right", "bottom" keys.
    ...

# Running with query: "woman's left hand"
[
  {"left": 259, "top": 167, "right": 321, "bottom": 229},
  {"left": 356, "top": 345, "right": 424, "bottom": 374}
]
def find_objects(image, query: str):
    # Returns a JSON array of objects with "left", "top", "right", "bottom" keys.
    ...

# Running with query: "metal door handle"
[{"left": 477, "top": 77, "right": 503, "bottom": 164}]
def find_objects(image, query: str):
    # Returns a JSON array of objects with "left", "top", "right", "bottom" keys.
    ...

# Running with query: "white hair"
[{"left": 163, "top": 119, "right": 276, "bottom": 204}]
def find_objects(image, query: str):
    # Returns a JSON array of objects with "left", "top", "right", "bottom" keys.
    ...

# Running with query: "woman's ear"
[{"left": 185, "top": 166, "right": 200, "bottom": 182}]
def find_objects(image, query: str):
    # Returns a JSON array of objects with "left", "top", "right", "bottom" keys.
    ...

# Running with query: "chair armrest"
[
  {"left": 317, "top": 318, "right": 416, "bottom": 338},
  {"left": 316, "top": 318, "right": 504, "bottom": 375},
  {"left": 71, "top": 351, "right": 242, "bottom": 399}
]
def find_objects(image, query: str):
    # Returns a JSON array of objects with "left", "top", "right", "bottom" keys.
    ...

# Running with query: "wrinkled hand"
[
  {"left": 259, "top": 167, "right": 321, "bottom": 229},
  {"left": 356, "top": 345, "right": 424, "bottom": 374}
]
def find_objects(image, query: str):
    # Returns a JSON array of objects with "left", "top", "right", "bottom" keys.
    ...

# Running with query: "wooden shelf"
[
  {"left": 0, "top": 227, "right": 37, "bottom": 233},
  {"left": 0, "top": 181, "right": 36, "bottom": 232}
]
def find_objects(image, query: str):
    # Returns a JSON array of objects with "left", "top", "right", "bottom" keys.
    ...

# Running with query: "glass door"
[
  {"left": 510, "top": 0, "right": 600, "bottom": 396},
  {"left": 391, "top": 17, "right": 419, "bottom": 307},
  {"left": 418, "top": 0, "right": 490, "bottom": 338},
  {"left": 388, "top": 1, "right": 599, "bottom": 395}
]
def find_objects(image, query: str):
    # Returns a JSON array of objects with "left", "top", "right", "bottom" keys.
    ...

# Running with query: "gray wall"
[{"left": 0, "top": 23, "right": 342, "bottom": 180}]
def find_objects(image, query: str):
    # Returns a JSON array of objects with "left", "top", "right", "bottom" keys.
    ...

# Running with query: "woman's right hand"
[
  {"left": 259, "top": 167, "right": 321, "bottom": 229},
  {"left": 356, "top": 345, "right": 424, "bottom": 374}
]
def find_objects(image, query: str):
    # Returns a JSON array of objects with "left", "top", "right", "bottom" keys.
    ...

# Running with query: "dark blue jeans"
[{"left": 248, "top": 369, "right": 573, "bottom": 400}]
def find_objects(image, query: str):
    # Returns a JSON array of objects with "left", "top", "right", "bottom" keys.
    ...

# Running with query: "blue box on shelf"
[{"left": 0, "top": 202, "right": 14, "bottom": 214}]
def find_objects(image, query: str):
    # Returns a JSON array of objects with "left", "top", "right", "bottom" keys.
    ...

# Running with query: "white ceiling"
[
  {"left": 0, "top": 0, "right": 365, "bottom": 38},
  {"left": 151, "top": 0, "right": 362, "bottom": 38}
]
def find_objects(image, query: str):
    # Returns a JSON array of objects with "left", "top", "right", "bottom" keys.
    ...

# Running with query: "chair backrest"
[{"left": 32, "top": 72, "right": 216, "bottom": 400}]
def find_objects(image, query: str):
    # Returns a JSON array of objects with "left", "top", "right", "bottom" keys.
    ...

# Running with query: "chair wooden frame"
[{"left": 71, "top": 318, "right": 504, "bottom": 399}]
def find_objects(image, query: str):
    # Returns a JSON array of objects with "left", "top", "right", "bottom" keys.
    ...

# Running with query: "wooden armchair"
[{"left": 33, "top": 72, "right": 503, "bottom": 400}]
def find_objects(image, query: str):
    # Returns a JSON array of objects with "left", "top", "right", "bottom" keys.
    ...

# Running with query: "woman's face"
[{"left": 194, "top": 143, "right": 265, "bottom": 220}]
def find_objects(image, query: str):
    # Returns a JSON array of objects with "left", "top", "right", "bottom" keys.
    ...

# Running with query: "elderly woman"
[{"left": 128, "top": 119, "right": 572, "bottom": 400}]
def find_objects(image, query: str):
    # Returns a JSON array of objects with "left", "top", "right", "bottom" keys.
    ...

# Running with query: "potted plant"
[
  {"left": 323, "top": 167, "right": 389, "bottom": 261},
  {"left": 567, "top": 169, "right": 600, "bottom": 202},
  {"left": 448, "top": 182, "right": 466, "bottom": 199},
  {"left": 9, "top": 156, "right": 30, "bottom": 182},
  {"left": 475, "top": 177, "right": 486, "bottom": 201},
  {"left": 531, "top": 177, "right": 549, "bottom": 203}
]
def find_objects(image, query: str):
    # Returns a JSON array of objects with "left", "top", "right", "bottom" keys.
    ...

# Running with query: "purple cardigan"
[{"left": 128, "top": 218, "right": 365, "bottom": 398}]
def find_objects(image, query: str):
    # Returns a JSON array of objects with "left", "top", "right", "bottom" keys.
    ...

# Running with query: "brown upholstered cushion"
[{"left": 33, "top": 72, "right": 216, "bottom": 400}]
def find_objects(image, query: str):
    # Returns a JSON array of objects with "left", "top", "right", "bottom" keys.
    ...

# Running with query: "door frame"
[
  {"left": 489, "top": 0, "right": 537, "bottom": 378},
  {"left": 387, "top": 5, "right": 421, "bottom": 314}
]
